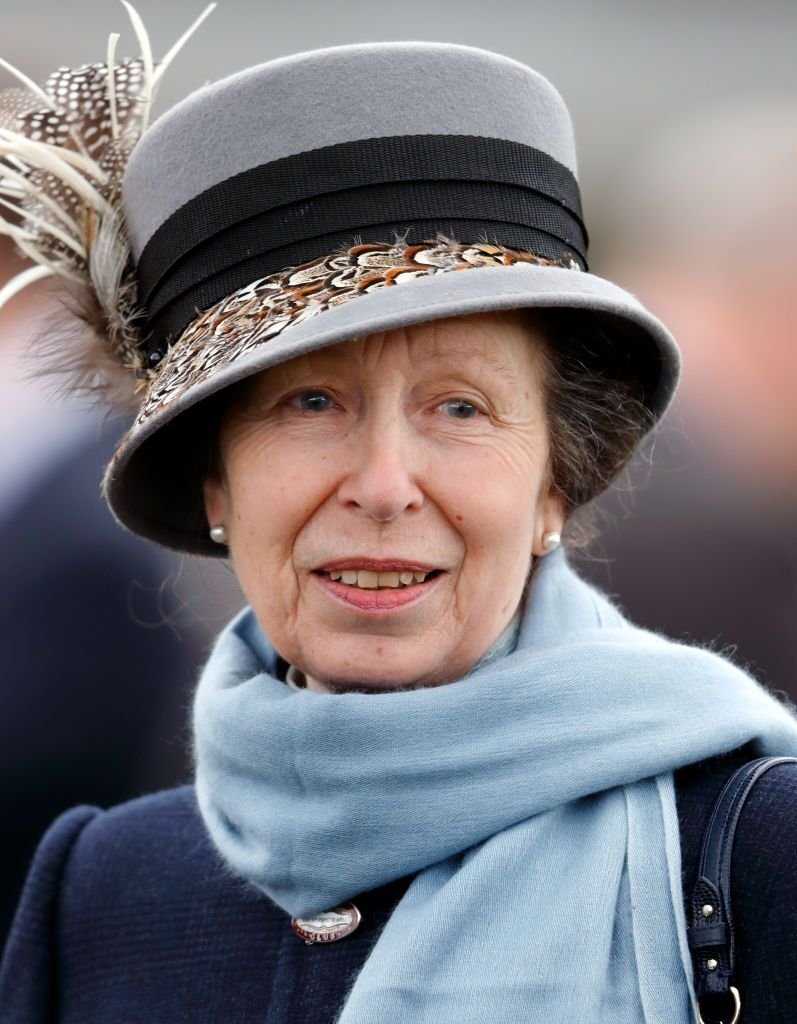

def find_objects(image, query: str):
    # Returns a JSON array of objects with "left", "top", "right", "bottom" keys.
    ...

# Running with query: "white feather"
[
  {"left": 0, "top": 56, "right": 57, "bottom": 112},
  {"left": 0, "top": 220, "right": 82, "bottom": 282},
  {"left": 0, "top": 162, "right": 83, "bottom": 233},
  {"left": 120, "top": 1, "right": 154, "bottom": 133},
  {"left": 0, "top": 3, "right": 217, "bottom": 410},
  {"left": 0, "top": 216, "right": 37, "bottom": 245},
  {"left": 0, "top": 195, "right": 86, "bottom": 257},
  {"left": 0, "top": 264, "right": 54, "bottom": 312},
  {"left": 0, "top": 130, "right": 108, "bottom": 185},
  {"left": 37, "top": 140, "right": 108, "bottom": 182},
  {"left": 90, "top": 209, "right": 131, "bottom": 318},
  {"left": 0, "top": 134, "right": 111, "bottom": 213},
  {"left": 152, "top": 3, "right": 217, "bottom": 93},
  {"left": 106, "top": 33, "right": 121, "bottom": 141}
]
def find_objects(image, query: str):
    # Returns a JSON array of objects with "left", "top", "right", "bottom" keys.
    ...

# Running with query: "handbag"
[{"left": 687, "top": 755, "right": 797, "bottom": 1024}]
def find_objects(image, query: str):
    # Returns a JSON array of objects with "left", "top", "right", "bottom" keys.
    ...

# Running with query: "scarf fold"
[{"left": 193, "top": 547, "right": 797, "bottom": 1023}]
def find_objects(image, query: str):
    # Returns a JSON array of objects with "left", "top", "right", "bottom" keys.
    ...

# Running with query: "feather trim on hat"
[
  {"left": 127, "top": 231, "right": 581, "bottom": 430},
  {"left": 0, "top": 1, "right": 216, "bottom": 411}
]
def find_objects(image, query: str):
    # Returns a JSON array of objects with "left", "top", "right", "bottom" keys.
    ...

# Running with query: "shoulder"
[
  {"left": 675, "top": 749, "right": 797, "bottom": 1023},
  {"left": 675, "top": 746, "right": 797, "bottom": 879},
  {"left": 0, "top": 805, "right": 100, "bottom": 1023},
  {"left": 7, "top": 785, "right": 210, "bottom": 892},
  {"left": 52, "top": 785, "right": 263, "bottom": 918},
  {"left": 62, "top": 784, "right": 204, "bottom": 864},
  {"left": 1, "top": 785, "right": 210, "bottom": 954},
  {"left": 1, "top": 786, "right": 280, "bottom": 1023},
  {"left": 728, "top": 758, "right": 797, "bottom": 1022},
  {"left": 724, "top": 757, "right": 797, "bottom": 956}
]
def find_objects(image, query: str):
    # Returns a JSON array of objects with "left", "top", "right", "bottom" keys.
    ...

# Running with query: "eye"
[
  {"left": 289, "top": 389, "right": 335, "bottom": 412},
  {"left": 439, "top": 398, "right": 480, "bottom": 419}
]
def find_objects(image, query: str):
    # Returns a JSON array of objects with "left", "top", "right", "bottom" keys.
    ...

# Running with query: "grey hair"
[{"left": 529, "top": 307, "right": 657, "bottom": 551}]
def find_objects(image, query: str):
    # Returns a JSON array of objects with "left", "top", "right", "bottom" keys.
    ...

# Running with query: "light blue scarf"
[{"left": 193, "top": 547, "right": 797, "bottom": 1023}]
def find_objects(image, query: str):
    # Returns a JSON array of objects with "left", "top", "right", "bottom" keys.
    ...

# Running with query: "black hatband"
[{"left": 134, "top": 135, "right": 588, "bottom": 354}]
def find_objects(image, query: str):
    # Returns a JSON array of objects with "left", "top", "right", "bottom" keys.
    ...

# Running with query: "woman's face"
[{"left": 204, "top": 309, "right": 565, "bottom": 693}]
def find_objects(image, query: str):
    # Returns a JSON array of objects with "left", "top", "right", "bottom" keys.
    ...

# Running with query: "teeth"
[
  {"left": 327, "top": 569, "right": 432, "bottom": 588},
  {"left": 357, "top": 570, "right": 379, "bottom": 589}
]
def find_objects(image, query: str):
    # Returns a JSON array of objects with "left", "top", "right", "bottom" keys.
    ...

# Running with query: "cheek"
[
  {"left": 225, "top": 437, "right": 339, "bottom": 582},
  {"left": 430, "top": 442, "right": 542, "bottom": 564}
]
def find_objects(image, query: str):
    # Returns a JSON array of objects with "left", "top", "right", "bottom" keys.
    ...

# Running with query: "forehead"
[{"left": 270, "top": 309, "right": 545, "bottom": 382}]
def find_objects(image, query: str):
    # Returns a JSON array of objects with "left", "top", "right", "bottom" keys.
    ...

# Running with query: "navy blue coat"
[{"left": 2, "top": 741, "right": 796, "bottom": 1023}]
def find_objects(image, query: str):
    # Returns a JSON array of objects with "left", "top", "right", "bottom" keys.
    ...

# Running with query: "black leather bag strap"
[{"left": 686, "top": 755, "right": 797, "bottom": 1024}]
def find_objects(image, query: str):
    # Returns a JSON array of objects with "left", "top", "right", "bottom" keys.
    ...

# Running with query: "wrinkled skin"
[{"left": 204, "top": 309, "right": 566, "bottom": 693}]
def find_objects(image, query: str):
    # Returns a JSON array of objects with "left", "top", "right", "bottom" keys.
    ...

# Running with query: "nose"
[{"left": 336, "top": 412, "right": 425, "bottom": 522}]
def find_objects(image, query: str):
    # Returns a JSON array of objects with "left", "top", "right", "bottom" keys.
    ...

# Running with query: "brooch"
[{"left": 291, "top": 900, "right": 362, "bottom": 944}]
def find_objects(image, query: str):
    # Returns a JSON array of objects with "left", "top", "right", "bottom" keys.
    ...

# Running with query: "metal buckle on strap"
[{"left": 697, "top": 985, "right": 741, "bottom": 1024}]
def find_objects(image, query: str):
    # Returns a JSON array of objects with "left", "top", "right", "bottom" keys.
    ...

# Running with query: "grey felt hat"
[{"left": 0, "top": 22, "right": 681, "bottom": 556}]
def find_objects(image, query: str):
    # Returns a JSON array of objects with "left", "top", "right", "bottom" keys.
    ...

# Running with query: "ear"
[
  {"left": 203, "top": 474, "right": 231, "bottom": 530},
  {"left": 532, "top": 486, "right": 567, "bottom": 557}
]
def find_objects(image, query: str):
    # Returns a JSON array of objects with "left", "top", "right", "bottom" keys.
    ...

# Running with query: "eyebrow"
[{"left": 422, "top": 346, "right": 521, "bottom": 386}]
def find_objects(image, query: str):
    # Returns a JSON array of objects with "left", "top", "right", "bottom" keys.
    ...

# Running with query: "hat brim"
[{"left": 103, "top": 261, "right": 680, "bottom": 555}]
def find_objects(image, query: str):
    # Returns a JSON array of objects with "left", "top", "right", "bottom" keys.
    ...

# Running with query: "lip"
[
  {"left": 316, "top": 557, "right": 442, "bottom": 573},
  {"left": 312, "top": 568, "right": 445, "bottom": 612}
]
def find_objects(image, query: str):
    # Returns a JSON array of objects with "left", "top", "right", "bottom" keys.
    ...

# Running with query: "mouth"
[
  {"left": 311, "top": 562, "right": 445, "bottom": 611},
  {"left": 313, "top": 567, "right": 443, "bottom": 590}
]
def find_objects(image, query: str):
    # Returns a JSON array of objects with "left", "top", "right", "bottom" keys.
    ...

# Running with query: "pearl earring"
[
  {"left": 542, "top": 531, "right": 561, "bottom": 553},
  {"left": 209, "top": 524, "right": 228, "bottom": 545}
]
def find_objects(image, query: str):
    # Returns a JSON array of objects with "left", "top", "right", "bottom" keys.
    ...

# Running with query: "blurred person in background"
[
  {"left": 0, "top": 237, "right": 203, "bottom": 946},
  {"left": 574, "top": 100, "right": 797, "bottom": 699}
]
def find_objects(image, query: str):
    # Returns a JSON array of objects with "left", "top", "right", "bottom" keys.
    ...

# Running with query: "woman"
[{"left": 1, "top": 7, "right": 796, "bottom": 1023}]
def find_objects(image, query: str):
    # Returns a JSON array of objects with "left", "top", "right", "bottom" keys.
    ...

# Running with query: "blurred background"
[{"left": 1, "top": 0, "right": 795, "bottom": 946}]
